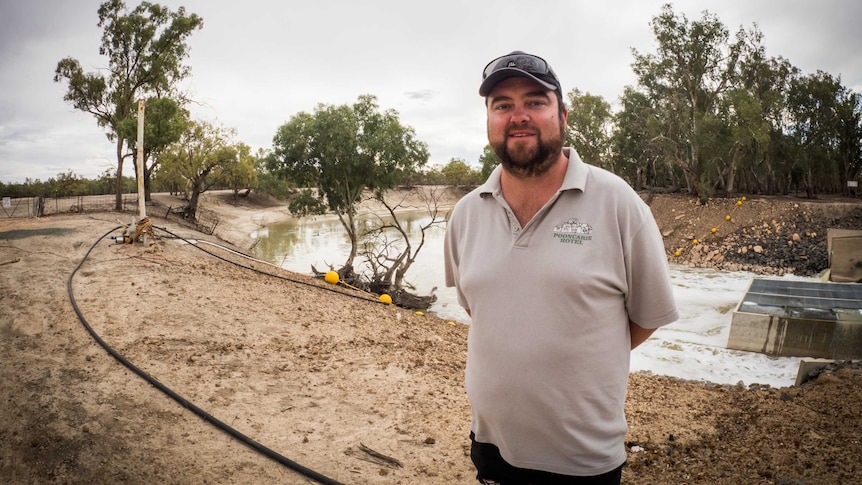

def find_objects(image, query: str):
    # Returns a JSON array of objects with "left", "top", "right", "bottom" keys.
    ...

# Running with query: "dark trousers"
[{"left": 470, "top": 433, "right": 623, "bottom": 485}]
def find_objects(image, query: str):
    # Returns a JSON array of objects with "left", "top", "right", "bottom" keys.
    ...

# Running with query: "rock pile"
[
  {"left": 799, "top": 360, "right": 862, "bottom": 386},
  {"left": 669, "top": 201, "right": 862, "bottom": 277}
]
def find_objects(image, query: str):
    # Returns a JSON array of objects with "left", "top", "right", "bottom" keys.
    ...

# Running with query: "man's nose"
[{"left": 509, "top": 106, "right": 530, "bottom": 123}]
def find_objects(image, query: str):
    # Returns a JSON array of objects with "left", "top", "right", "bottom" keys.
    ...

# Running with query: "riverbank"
[
  {"left": 1, "top": 189, "right": 860, "bottom": 484},
  {"left": 152, "top": 186, "right": 467, "bottom": 251},
  {"left": 187, "top": 189, "right": 862, "bottom": 279}
]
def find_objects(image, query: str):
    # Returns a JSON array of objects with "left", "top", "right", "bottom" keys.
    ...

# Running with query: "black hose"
[
  {"left": 67, "top": 225, "right": 347, "bottom": 485},
  {"left": 152, "top": 224, "right": 385, "bottom": 305}
]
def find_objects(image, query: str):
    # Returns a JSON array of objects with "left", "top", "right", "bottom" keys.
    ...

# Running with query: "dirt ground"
[{"left": 1, "top": 189, "right": 860, "bottom": 484}]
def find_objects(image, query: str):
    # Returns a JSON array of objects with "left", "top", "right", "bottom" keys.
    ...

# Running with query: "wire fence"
[{"left": 0, "top": 194, "right": 221, "bottom": 236}]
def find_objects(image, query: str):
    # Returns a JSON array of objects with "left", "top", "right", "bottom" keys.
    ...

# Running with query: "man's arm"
[{"left": 629, "top": 320, "right": 656, "bottom": 349}]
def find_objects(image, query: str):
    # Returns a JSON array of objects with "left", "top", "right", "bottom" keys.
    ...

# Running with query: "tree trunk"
[
  {"left": 727, "top": 152, "right": 738, "bottom": 194},
  {"left": 114, "top": 136, "right": 125, "bottom": 211},
  {"left": 187, "top": 180, "right": 202, "bottom": 220},
  {"left": 682, "top": 166, "right": 700, "bottom": 200},
  {"left": 389, "top": 249, "right": 409, "bottom": 289},
  {"left": 342, "top": 211, "right": 357, "bottom": 267}
]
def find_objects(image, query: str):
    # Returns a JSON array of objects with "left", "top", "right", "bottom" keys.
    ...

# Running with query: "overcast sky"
[{"left": 1, "top": 0, "right": 860, "bottom": 184}]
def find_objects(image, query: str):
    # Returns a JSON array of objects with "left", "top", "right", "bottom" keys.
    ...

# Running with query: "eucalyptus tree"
[
  {"left": 158, "top": 121, "right": 237, "bottom": 220},
  {"left": 268, "top": 94, "right": 429, "bottom": 268},
  {"left": 54, "top": 0, "right": 202, "bottom": 210},
  {"left": 117, "top": 97, "right": 189, "bottom": 201},
  {"left": 734, "top": 38, "right": 797, "bottom": 194},
  {"left": 713, "top": 87, "right": 770, "bottom": 194},
  {"left": 440, "top": 158, "right": 480, "bottom": 188},
  {"left": 612, "top": 86, "right": 671, "bottom": 190},
  {"left": 565, "top": 89, "right": 613, "bottom": 171},
  {"left": 834, "top": 90, "right": 862, "bottom": 191},
  {"left": 786, "top": 71, "right": 844, "bottom": 197},
  {"left": 52, "top": 171, "right": 88, "bottom": 198},
  {"left": 478, "top": 144, "right": 499, "bottom": 182},
  {"left": 632, "top": 4, "right": 746, "bottom": 202},
  {"left": 222, "top": 142, "right": 258, "bottom": 200}
]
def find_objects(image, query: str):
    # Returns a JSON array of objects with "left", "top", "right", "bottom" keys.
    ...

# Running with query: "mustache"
[{"left": 504, "top": 124, "right": 539, "bottom": 137}]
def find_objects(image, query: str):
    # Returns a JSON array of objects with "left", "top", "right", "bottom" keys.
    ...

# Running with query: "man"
[{"left": 444, "top": 51, "right": 679, "bottom": 484}]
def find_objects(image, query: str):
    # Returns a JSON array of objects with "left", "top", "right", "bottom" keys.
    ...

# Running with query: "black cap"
[{"left": 479, "top": 51, "right": 561, "bottom": 97}]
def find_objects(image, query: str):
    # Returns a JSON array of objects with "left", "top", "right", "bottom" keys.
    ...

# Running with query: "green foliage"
[
  {"left": 90, "top": 168, "right": 119, "bottom": 194},
  {"left": 566, "top": 89, "right": 613, "bottom": 171},
  {"left": 150, "top": 161, "right": 185, "bottom": 194},
  {"left": 118, "top": 97, "right": 188, "bottom": 155},
  {"left": 0, "top": 170, "right": 136, "bottom": 198},
  {"left": 440, "top": 158, "right": 481, "bottom": 188},
  {"left": 2, "top": 178, "right": 47, "bottom": 198},
  {"left": 270, "top": 95, "right": 428, "bottom": 210},
  {"left": 630, "top": 4, "right": 746, "bottom": 199},
  {"left": 268, "top": 94, "right": 429, "bottom": 266},
  {"left": 288, "top": 189, "right": 328, "bottom": 217},
  {"left": 54, "top": 0, "right": 202, "bottom": 209},
  {"left": 222, "top": 142, "right": 257, "bottom": 198},
  {"left": 835, "top": 91, "right": 862, "bottom": 187},
  {"left": 478, "top": 145, "right": 500, "bottom": 182},
  {"left": 33, "top": 2, "right": 858, "bottom": 205},
  {"left": 118, "top": 96, "right": 189, "bottom": 199},
  {"left": 417, "top": 167, "right": 444, "bottom": 185},
  {"left": 158, "top": 120, "right": 238, "bottom": 219},
  {"left": 612, "top": 87, "right": 667, "bottom": 189},
  {"left": 52, "top": 170, "right": 88, "bottom": 197},
  {"left": 786, "top": 71, "right": 845, "bottom": 196},
  {"left": 613, "top": 3, "right": 861, "bottom": 198},
  {"left": 255, "top": 172, "right": 295, "bottom": 201}
]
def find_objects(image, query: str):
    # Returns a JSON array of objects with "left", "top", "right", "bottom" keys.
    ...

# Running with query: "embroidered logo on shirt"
[{"left": 553, "top": 218, "right": 593, "bottom": 245}]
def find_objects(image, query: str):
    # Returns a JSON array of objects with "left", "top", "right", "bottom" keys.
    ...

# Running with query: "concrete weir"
[{"left": 727, "top": 279, "right": 862, "bottom": 359}]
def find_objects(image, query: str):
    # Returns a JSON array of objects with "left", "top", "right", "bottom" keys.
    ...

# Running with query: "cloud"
[
  {"left": 403, "top": 89, "right": 439, "bottom": 102},
  {"left": 1, "top": 0, "right": 860, "bottom": 183}
]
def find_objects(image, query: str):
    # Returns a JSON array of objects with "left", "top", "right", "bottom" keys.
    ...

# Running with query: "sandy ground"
[{"left": 1, "top": 189, "right": 861, "bottom": 484}]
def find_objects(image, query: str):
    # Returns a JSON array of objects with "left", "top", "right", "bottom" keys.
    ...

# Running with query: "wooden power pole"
[{"left": 136, "top": 99, "right": 147, "bottom": 220}]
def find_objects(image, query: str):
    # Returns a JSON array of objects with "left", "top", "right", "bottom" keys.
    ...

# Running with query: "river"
[{"left": 251, "top": 211, "right": 817, "bottom": 388}]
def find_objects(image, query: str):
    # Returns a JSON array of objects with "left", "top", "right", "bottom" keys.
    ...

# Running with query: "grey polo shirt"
[{"left": 444, "top": 148, "right": 678, "bottom": 476}]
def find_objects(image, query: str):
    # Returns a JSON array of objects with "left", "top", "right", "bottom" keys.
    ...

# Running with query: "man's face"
[{"left": 486, "top": 76, "right": 567, "bottom": 178}]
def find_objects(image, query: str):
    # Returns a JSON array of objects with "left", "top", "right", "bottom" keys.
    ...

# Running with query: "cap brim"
[{"left": 479, "top": 68, "right": 558, "bottom": 96}]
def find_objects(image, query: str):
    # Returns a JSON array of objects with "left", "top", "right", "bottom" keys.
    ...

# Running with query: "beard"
[{"left": 490, "top": 117, "right": 566, "bottom": 178}]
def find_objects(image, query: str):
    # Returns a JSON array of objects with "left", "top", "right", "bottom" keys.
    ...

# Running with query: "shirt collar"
[{"left": 478, "top": 147, "right": 588, "bottom": 197}]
